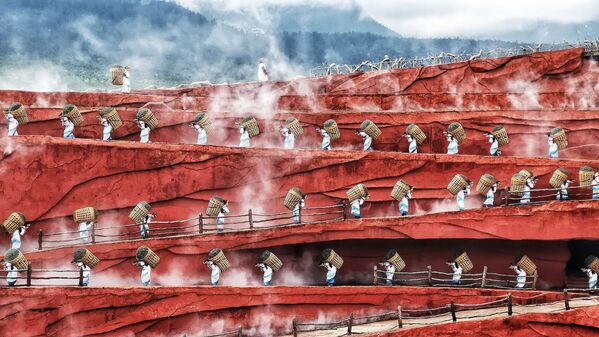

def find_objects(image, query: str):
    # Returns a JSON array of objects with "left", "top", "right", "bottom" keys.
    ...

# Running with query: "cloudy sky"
[{"left": 172, "top": 0, "right": 599, "bottom": 41}]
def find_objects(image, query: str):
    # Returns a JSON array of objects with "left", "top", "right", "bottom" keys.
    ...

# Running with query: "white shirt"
[
  {"left": 258, "top": 62, "right": 268, "bottom": 82},
  {"left": 383, "top": 262, "right": 396, "bottom": 281},
  {"left": 140, "top": 215, "right": 152, "bottom": 236},
  {"left": 101, "top": 118, "right": 112, "bottom": 140},
  {"left": 359, "top": 131, "right": 372, "bottom": 151},
  {"left": 282, "top": 128, "right": 295, "bottom": 149},
  {"left": 77, "top": 262, "right": 91, "bottom": 285},
  {"left": 62, "top": 117, "right": 75, "bottom": 138},
  {"left": 407, "top": 135, "right": 417, "bottom": 153},
  {"left": 451, "top": 264, "right": 463, "bottom": 282},
  {"left": 123, "top": 69, "right": 131, "bottom": 92},
  {"left": 139, "top": 121, "right": 150, "bottom": 143},
  {"left": 320, "top": 129, "right": 331, "bottom": 150},
  {"left": 259, "top": 264, "right": 273, "bottom": 283},
  {"left": 79, "top": 222, "right": 93, "bottom": 240},
  {"left": 5, "top": 262, "right": 17, "bottom": 284},
  {"left": 515, "top": 267, "right": 527, "bottom": 288},
  {"left": 585, "top": 269, "right": 598, "bottom": 289},
  {"left": 6, "top": 113, "right": 18, "bottom": 136},
  {"left": 239, "top": 129, "right": 250, "bottom": 148},
  {"left": 11, "top": 227, "right": 26, "bottom": 249},
  {"left": 208, "top": 261, "right": 220, "bottom": 284},
  {"left": 447, "top": 136, "right": 459, "bottom": 155},
  {"left": 139, "top": 261, "right": 151, "bottom": 284},
  {"left": 195, "top": 125, "right": 207, "bottom": 145},
  {"left": 325, "top": 263, "right": 337, "bottom": 280}
]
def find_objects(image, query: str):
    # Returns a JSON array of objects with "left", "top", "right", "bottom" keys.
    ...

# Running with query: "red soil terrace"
[{"left": 0, "top": 48, "right": 598, "bottom": 336}]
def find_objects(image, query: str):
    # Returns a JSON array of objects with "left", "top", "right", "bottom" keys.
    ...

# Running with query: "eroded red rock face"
[{"left": 0, "top": 286, "right": 565, "bottom": 337}]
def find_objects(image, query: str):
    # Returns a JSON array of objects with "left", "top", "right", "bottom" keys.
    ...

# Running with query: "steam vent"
[{"left": 2, "top": 48, "right": 599, "bottom": 336}]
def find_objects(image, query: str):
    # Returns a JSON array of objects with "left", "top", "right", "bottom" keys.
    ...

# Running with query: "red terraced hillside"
[{"left": 0, "top": 286, "right": 565, "bottom": 337}]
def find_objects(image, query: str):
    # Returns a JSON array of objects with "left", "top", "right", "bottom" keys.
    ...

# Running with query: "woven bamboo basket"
[
  {"left": 515, "top": 255, "right": 536, "bottom": 275},
  {"left": 241, "top": 116, "right": 260, "bottom": 137},
  {"left": 551, "top": 127, "right": 568, "bottom": 149},
  {"left": 100, "top": 107, "right": 123, "bottom": 130},
  {"left": 261, "top": 250, "right": 283, "bottom": 272},
  {"left": 448, "top": 122, "right": 466, "bottom": 144},
  {"left": 73, "top": 248, "right": 100, "bottom": 269},
  {"left": 447, "top": 174, "right": 470, "bottom": 195},
  {"left": 6, "top": 103, "right": 29, "bottom": 125},
  {"left": 391, "top": 180, "right": 411, "bottom": 201},
  {"left": 476, "top": 174, "right": 497, "bottom": 194},
  {"left": 405, "top": 124, "right": 426, "bottom": 145},
  {"left": 579, "top": 166, "right": 594, "bottom": 188},
  {"left": 2, "top": 212, "right": 25, "bottom": 235},
  {"left": 510, "top": 173, "right": 527, "bottom": 195},
  {"left": 111, "top": 66, "right": 126, "bottom": 85},
  {"left": 207, "top": 196, "right": 226, "bottom": 216},
  {"left": 347, "top": 183, "right": 368, "bottom": 202},
  {"left": 62, "top": 104, "right": 84, "bottom": 126},
  {"left": 285, "top": 117, "right": 303, "bottom": 136},
  {"left": 324, "top": 119, "right": 341, "bottom": 140},
  {"left": 359, "top": 120, "right": 382, "bottom": 140},
  {"left": 208, "top": 248, "right": 230, "bottom": 272},
  {"left": 136, "top": 246, "right": 160, "bottom": 268},
  {"left": 385, "top": 249, "right": 406, "bottom": 272},
  {"left": 519, "top": 169, "right": 534, "bottom": 180},
  {"left": 73, "top": 207, "right": 99, "bottom": 223},
  {"left": 193, "top": 113, "right": 214, "bottom": 133},
  {"left": 321, "top": 248, "right": 343, "bottom": 269},
  {"left": 136, "top": 108, "right": 158, "bottom": 130},
  {"left": 284, "top": 187, "right": 305, "bottom": 210},
  {"left": 5, "top": 249, "right": 28, "bottom": 270},
  {"left": 549, "top": 168, "right": 569, "bottom": 188},
  {"left": 491, "top": 125, "right": 509, "bottom": 146},
  {"left": 129, "top": 201, "right": 151, "bottom": 224},
  {"left": 454, "top": 251, "right": 474, "bottom": 273},
  {"left": 585, "top": 255, "right": 599, "bottom": 274}
]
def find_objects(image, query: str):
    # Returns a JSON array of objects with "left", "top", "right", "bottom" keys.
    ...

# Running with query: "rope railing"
[
  {"left": 34, "top": 203, "right": 346, "bottom": 251},
  {"left": 0, "top": 264, "right": 87, "bottom": 287},
  {"left": 501, "top": 184, "right": 599, "bottom": 207},
  {"left": 202, "top": 327, "right": 243, "bottom": 337},
  {"left": 373, "top": 265, "right": 538, "bottom": 290}
]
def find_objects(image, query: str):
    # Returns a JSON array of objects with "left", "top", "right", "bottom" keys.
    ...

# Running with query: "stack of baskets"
[
  {"left": 4, "top": 249, "right": 28, "bottom": 270},
  {"left": 129, "top": 201, "right": 151, "bottom": 224},
  {"left": 136, "top": 108, "right": 158, "bottom": 129},
  {"left": 385, "top": 249, "right": 406, "bottom": 272},
  {"left": 2, "top": 212, "right": 25, "bottom": 235},
  {"left": 5, "top": 103, "right": 29, "bottom": 125},
  {"left": 549, "top": 168, "right": 569, "bottom": 188},
  {"left": 136, "top": 246, "right": 160, "bottom": 268},
  {"left": 207, "top": 196, "right": 226, "bottom": 216},
  {"left": 324, "top": 119, "right": 341, "bottom": 140},
  {"left": 579, "top": 166, "right": 595, "bottom": 188},
  {"left": 585, "top": 255, "right": 599, "bottom": 274},
  {"left": 359, "top": 120, "right": 382, "bottom": 139},
  {"left": 100, "top": 107, "right": 123, "bottom": 130},
  {"left": 447, "top": 174, "right": 470, "bottom": 195},
  {"left": 321, "top": 248, "right": 343, "bottom": 269},
  {"left": 448, "top": 122, "right": 466, "bottom": 143},
  {"left": 453, "top": 251, "right": 474, "bottom": 273},
  {"left": 260, "top": 250, "right": 283, "bottom": 272},
  {"left": 62, "top": 104, "right": 84, "bottom": 126},
  {"left": 285, "top": 117, "right": 303, "bottom": 136},
  {"left": 347, "top": 184, "right": 368, "bottom": 202},
  {"left": 515, "top": 255, "right": 537, "bottom": 275},
  {"left": 476, "top": 174, "right": 497, "bottom": 194},
  {"left": 550, "top": 128, "right": 568, "bottom": 149},
  {"left": 73, "top": 207, "right": 98, "bottom": 223},
  {"left": 405, "top": 124, "right": 426, "bottom": 144},
  {"left": 111, "top": 66, "right": 126, "bottom": 85},
  {"left": 194, "top": 113, "right": 214, "bottom": 133},
  {"left": 390, "top": 180, "right": 412, "bottom": 201},
  {"left": 284, "top": 187, "right": 305, "bottom": 210},
  {"left": 519, "top": 169, "right": 534, "bottom": 180},
  {"left": 73, "top": 248, "right": 100, "bottom": 269},
  {"left": 208, "top": 248, "right": 230, "bottom": 271},
  {"left": 241, "top": 116, "right": 260, "bottom": 137},
  {"left": 490, "top": 125, "right": 509, "bottom": 145}
]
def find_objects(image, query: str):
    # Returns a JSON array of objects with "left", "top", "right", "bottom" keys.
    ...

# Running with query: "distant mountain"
[
  {"left": 478, "top": 21, "right": 599, "bottom": 44},
  {"left": 0, "top": 0, "right": 523, "bottom": 91}
]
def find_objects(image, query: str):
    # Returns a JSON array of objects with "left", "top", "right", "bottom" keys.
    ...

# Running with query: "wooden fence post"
[
  {"left": 198, "top": 213, "right": 203, "bottom": 234},
  {"left": 248, "top": 209, "right": 254, "bottom": 230},
  {"left": 91, "top": 222, "right": 96, "bottom": 244},
  {"left": 507, "top": 292, "right": 513, "bottom": 316},
  {"left": 450, "top": 301, "right": 457, "bottom": 322},
  {"left": 564, "top": 289, "right": 570, "bottom": 310},
  {"left": 26, "top": 263, "right": 32, "bottom": 286},
  {"left": 481, "top": 266, "right": 488, "bottom": 288},
  {"left": 37, "top": 229, "right": 43, "bottom": 250},
  {"left": 397, "top": 305, "right": 402, "bottom": 328},
  {"left": 347, "top": 313, "right": 353, "bottom": 335},
  {"left": 427, "top": 265, "right": 432, "bottom": 286},
  {"left": 298, "top": 205, "right": 302, "bottom": 224},
  {"left": 373, "top": 265, "right": 378, "bottom": 285},
  {"left": 292, "top": 318, "right": 298, "bottom": 337},
  {"left": 504, "top": 187, "right": 510, "bottom": 206},
  {"left": 342, "top": 201, "right": 347, "bottom": 220},
  {"left": 78, "top": 267, "right": 84, "bottom": 286},
  {"left": 532, "top": 270, "right": 538, "bottom": 290},
  {"left": 237, "top": 326, "right": 243, "bottom": 337}
]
